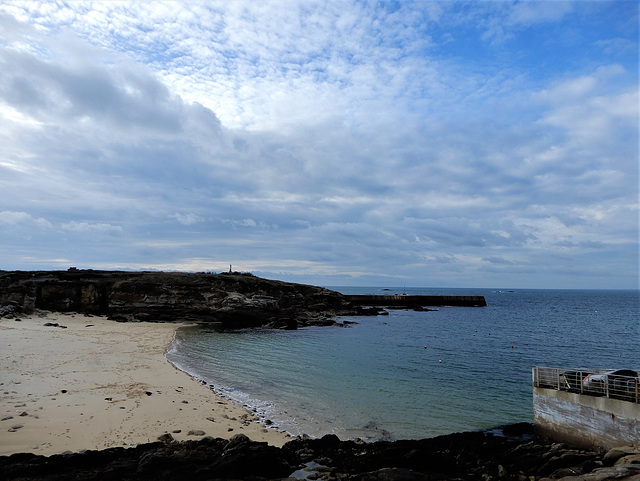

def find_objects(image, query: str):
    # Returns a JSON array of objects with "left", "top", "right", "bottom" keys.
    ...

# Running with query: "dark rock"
[
  {"left": 206, "top": 441, "right": 292, "bottom": 479},
  {"left": 157, "top": 433, "right": 174, "bottom": 443},
  {"left": 0, "top": 426, "right": 625, "bottom": 481},
  {"left": 0, "top": 303, "right": 20, "bottom": 318},
  {"left": 358, "top": 467, "right": 432, "bottom": 480},
  {"left": 223, "top": 433, "right": 251, "bottom": 452},
  {"left": 0, "top": 269, "right": 379, "bottom": 329},
  {"left": 602, "top": 445, "right": 640, "bottom": 465},
  {"left": 537, "top": 450, "right": 597, "bottom": 475},
  {"left": 316, "top": 433, "right": 341, "bottom": 449},
  {"left": 616, "top": 453, "right": 640, "bottom": 465}
]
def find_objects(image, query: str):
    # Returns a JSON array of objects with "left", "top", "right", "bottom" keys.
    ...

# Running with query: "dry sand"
[{"left": 0, "top": 311, "right": 292, "bottom": 456}]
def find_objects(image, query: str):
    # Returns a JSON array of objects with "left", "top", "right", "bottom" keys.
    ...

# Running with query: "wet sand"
[{"left": 0, "top": 312, "right": 291, "bottom": 456}]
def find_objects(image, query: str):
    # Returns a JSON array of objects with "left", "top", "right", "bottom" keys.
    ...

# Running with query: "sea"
[{"left": 165, "top": 287, "right": 639, "bottom": 441}]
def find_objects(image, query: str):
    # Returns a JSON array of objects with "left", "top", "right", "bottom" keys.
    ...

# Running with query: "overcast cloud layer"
[{"left": 0, "top": 1, "right": 637, "bottom": 289}]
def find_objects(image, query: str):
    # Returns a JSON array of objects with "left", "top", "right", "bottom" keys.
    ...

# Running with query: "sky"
[{"left": 0, "top": 1, "right": 638, "bottom": 289}]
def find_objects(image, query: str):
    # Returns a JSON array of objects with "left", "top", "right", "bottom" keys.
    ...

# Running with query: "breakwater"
[{"left": 345, "top": 294, "right": 487, "bottom": 307}]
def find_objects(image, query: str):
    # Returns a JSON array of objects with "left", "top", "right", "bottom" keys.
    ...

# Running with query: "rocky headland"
[{"left": 0, "top": 269, "right": 381, "bottom": 328}]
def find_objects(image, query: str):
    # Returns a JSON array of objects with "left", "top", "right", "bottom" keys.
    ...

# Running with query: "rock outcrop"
[
  {"left": 2, "top": 424, "right": 639, "bottom": 481},
  {"left": 0, "top": 269, "right": 379, "bottom": 327}
]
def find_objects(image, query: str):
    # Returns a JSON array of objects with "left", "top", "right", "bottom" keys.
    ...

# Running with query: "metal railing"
[{"left": 532, "top": 367, "right": 640, "bottom": 404}]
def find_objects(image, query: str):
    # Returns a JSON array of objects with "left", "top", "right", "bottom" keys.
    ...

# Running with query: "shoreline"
[{"left": 0, "top": 311, "right": 292, "bottom": 456}]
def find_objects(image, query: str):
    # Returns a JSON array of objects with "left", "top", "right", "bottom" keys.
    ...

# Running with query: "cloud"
[
  {"left": 0, "top": 38, "right": 219, "bottom": 136},
  {"left": 0, "top": 210, "right": 52, "bottom": 228},
  {"left": 506, "top": 1, "right": 574, "bottom": 26},
  {"left": 0, "top": 1, "right": 637, "bottom": 289},
  {"left": 170, "top": 213, "right": 204, "bottom": 226},
  {"left": 61, "top": 221, "right": 124, "bottom": 235},
  {"left": 482, "top": 256, "right": 515, "bottom": 265}
]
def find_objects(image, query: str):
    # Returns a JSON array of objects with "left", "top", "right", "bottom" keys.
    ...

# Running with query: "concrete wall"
[{"left": 533, "top": 387, "right": 640, "bottom": 451}]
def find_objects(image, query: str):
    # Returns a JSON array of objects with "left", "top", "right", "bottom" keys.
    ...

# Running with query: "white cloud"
[
  {"left": 507, "top": 1, "right": 574, "bottom": 26},
  {"left": 61, "top": 221, "right": 124, "bottom": 235},
  {"left": 0, "top": 211, "right": 52, "bottom": 228},
  {"left": 170, "top": 213, "right": 204, "bottom": 225},
  {"left": 0, "top": 1, "right": 636, "bottom": 289}
]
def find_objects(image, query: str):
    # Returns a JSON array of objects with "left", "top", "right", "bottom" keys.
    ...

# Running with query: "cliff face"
[{"left": 0, "top": 270, "right": 366, "bottom": 328}]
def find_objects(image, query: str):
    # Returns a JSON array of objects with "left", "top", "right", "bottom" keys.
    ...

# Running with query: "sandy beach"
[{"left": 0, "top": 311, "right": 291, "bottom": 456}]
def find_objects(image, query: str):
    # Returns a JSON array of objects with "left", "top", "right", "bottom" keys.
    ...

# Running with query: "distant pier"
[{"left": 346, "top": 295, "right": 487, "bottom": 307}]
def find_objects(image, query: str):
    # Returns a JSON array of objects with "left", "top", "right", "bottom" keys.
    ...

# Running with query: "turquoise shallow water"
[{"left": 166, "top": 288, "right": 639, "bottom": 441}]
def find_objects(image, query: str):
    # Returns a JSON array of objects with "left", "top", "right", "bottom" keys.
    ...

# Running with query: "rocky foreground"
[
  {"left": 0, "top": 269, "right": 381, "bottom": 328},
  {"left": 2, "top": 425, "right": 640, "bottom": 481}
]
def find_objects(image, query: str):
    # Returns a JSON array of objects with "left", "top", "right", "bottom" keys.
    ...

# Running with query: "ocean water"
[{"left": 166, "top": 288, "right": 639, "bottom": 441}]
